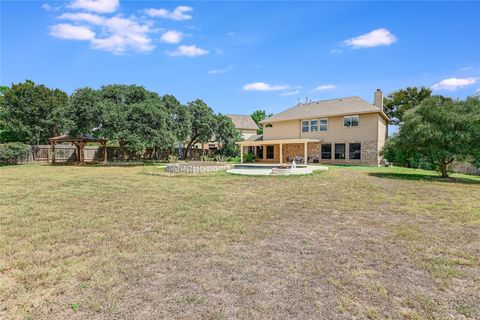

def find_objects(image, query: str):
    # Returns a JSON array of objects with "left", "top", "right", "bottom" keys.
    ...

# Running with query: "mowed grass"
[{"left": 0, "top": 164, "right": 479, "bottom": 319}]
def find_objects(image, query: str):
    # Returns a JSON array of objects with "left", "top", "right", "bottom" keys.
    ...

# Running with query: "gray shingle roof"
[
  {"left": 246, "top": 134, "right": 263, "bottom": 141},
  {"left": 226, "top": 114, "right": 259, "bottom": 130},
  {"left": 260, "top": 96, "right": 388, "bottom": 123}
]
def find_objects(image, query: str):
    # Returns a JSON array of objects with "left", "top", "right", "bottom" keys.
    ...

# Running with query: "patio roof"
[
  {"left": 49, "top": 134, "right": 107, "bottom": 143},
  {"left": 237, "top": 138, "right": 321, "bottom": 146}
]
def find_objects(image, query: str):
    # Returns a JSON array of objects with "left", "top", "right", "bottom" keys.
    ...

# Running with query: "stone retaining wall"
[{"left": 166, "top": 163, "right": 234, "bottom": 174}]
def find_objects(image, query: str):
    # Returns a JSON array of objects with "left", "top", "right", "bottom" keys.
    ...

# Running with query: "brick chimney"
[{"left": 374, "top": 89, "right": 383, "bottom": 110}]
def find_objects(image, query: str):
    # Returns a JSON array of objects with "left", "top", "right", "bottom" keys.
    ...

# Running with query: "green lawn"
[{"left": 1, "top": 164, "right": 479, "bottom": 319}]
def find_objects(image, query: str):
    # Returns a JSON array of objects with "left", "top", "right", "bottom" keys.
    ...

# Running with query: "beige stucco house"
[{"left": 239, "top": 89, "right": 389, "bottom": 166}]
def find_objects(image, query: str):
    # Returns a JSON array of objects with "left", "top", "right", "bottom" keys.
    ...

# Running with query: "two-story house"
[{"left": 238, "top": 89, "right": 389, "bottom": 166}]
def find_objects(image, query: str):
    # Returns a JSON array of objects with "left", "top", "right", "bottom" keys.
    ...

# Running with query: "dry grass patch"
[{"left": 0, "top": 163, "right": 479, "bottom": 319}]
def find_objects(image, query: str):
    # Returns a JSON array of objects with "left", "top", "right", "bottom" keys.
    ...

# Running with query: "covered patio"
[{"left": 237, "top": 138, "right": 321, "bottom": 164}]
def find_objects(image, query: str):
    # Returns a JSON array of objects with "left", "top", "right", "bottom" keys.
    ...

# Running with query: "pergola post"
[
  {"left": 102, "top": 141, "right": 107, "bottom": 162},
  {"left": 240, "top": 145, "right": 244, "bottom": 163},
  {"left": 304, "top": 141, "right": 307, "bottom": 164},
  {"left": 78, "top": 142, "right": 85, "bottom": 163},
  {"left": 279, "top": 143, "right": 283, "bottom": 164}
]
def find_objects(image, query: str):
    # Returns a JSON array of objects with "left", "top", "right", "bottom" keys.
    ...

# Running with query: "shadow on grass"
[
  {"left": 47, "top": 161, "right": 166, "bottom": 167},
  {"left": 368, "top": 172, "right": 480, "bottom": 185}
]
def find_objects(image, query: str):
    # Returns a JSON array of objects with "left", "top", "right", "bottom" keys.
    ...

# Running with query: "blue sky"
[{"left": 1, "top": 0, "right": 479, "bottom": 122}]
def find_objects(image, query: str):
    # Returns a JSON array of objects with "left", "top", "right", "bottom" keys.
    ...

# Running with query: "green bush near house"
[
  {"left": 226, "top": 155, "right": 241, "bottom": 163},
  {"left": 0, "top": 142, "right": 30, "bottom": 165},
  {"left": 244, "top": 152, "right": 255, "bottom": 163}
]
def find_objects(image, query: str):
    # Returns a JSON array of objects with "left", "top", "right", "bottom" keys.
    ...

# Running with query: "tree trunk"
[
  {"left": 184, "top": 135, "right": 198, "bottom": 160},
  {"left": 439, "top": 161, "right": 449, "bottom": 178}
]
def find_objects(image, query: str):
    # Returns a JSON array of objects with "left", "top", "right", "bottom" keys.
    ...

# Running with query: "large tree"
[
  {"left": 382, "top": 96, "right": 480, "bottom": 177},
  {"left": 215, "top": 114, "right": 241, "bottom": 156},
  {"left": 250, "top": 109, "right": 273, "bottom": 134},
  {"left": 183, "top": 99, "right": 217, "bottom": 159},
  {"left": 383, "top": 87, "right": 432, "bottom": 125},
  {"left": 65, "top": 87, "right": 102, "bottom": 136},
  {"left": 162, "top": 94, "right": 192, "bottom": 144},
  {"left": 97, "top": 85, "right": 177, "bottom": 155},
  {"left": 0, "top": 80, "right": 68, "bottom": 144}
]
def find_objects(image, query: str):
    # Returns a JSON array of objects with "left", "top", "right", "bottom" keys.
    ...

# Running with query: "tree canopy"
[
  {"left": 0, "top": 80, "right": 68, "bottom": 144},
  {"left": 65, "top": 87, "right": 102, "bottom": 137},
  {"left": 383, "top": 87, "right": 432, "bottom": 125},
  {"left": 250, "top": 109, "right": 273, "bottom": 134},
  {"left": 215, "top": 114, "right": 241, "bottom": 156},
  {"left": 382, "top": 96, "right": 480, "bottom": 177}
]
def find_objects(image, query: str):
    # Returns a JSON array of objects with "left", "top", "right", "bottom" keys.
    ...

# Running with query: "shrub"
[
  {"left": 167, "top": 154, "right": 178, "bottom": 163},
  {"left": 214, "top": 154, "right": 225, "bottom": 162},
  {"left": 244, "top": 152, "right": 255, "bottom": 163},
  {"left": 0, "top": 143, "right": 30, "bottom": 165},
  {"left": 226, "top": 156, "right": 241, "bottom": 163},
  {"left": 200, "top": 155, "right": 214, "bottom": 162}
]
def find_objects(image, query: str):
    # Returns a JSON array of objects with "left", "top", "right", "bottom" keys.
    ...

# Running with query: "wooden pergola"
[{"left": 48, "top": 134, "right": 108, "bottom": 164}]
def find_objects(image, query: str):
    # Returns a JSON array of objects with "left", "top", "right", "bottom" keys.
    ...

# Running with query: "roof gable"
[{"left": 226, "top": 114, "right": 259, "bottom": 130}]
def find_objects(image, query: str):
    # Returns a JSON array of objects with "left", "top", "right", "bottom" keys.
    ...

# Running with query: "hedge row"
[{"left": 0, "top": 143, "right": 30, "bottom": 165}]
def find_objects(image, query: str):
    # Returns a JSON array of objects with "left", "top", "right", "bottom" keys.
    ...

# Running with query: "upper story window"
[
  {"left": 343, "top": 115, "right": 359, "bottom": 127},
  {"left": 302, "top": 120, "right": 309, "bottom": 132},
  {"left": 319, "top": 118, "right": 328, "bottom": 131},
  {"left": 302, "top": 118, "right": 328, "bottom": 132}
]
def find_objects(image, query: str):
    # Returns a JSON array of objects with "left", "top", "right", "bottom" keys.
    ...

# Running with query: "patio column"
[
  {"left": 279, "top": 143, "right": 283, "bottom": 164},
  {"left": 240, "top": 145, "right": 244, "bottom": 163},
  {"left": 304, "top": 141, "right": 307, "bottom": 164}
]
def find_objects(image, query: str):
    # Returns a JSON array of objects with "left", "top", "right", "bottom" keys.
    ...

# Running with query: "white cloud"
[
  {"left": 460, "top": 66, "right": 473, "bottom": 71},
  {"left": 279, "top": 90, "right": 300, "bottom": 96},
  {"left": 42, "top": 3, "right": 61, "bottom": 12},
  {"left": 49, "top": 3, "right": 196, "bottom": 54},
  {"left": 59, "top": 12, "right": 105, "bottom": 25},
  {"left": 330, "top": 48, "right": 343, "bottom": 54},
  {"left": 145, "top": 6, "right": 193, "bottom": 21},
  {"left": 343, "top": 28, "right": 397, "bottom": 48},
  {"left": 56, "top": 14, "right": 154, "bottom": 54},
  {"left": 431, "top": 77, "right": 477, "bottom": 91},
  {"left": 49, "top": 24, "right": 96, "bottom": 40},
  {"left": 167, "top": 45, "right": 208, "bottom": 57},
  {"left": 243, "top": 82, "right": 290, "bottom": 91},
  {"left": 160, "top": 30, "right": 183, "bottom": 44},
  {"left": 228, "top": 32, "right": 235, "bottom": 36},
  {"left": 208, "top": 65, "right": 233, "bottom": 74},
  {"left": 315, "top": 84, "right": 336, "bottom": 91},
  {"left": 69, "top": 0, "right": 118, "bottom": 13}
]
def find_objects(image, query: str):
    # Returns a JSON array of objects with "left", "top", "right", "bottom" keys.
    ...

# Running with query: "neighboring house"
[
  {"left": 226, "top": 114, "right": 259, "bottom": 141},
  {"left": 238, "top": 89, "right": 389, "bottom": 165},
  {"left": 195, "top": 114, "right": 259, "bottom": 150}
]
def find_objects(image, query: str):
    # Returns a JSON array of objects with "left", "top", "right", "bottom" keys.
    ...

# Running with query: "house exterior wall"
[
  {"left": 263, "top": 120, "right": 301, "bottom": 140},
  {"left": 240, "top": 129, "right": 258, "bottom": 141},
  {"left": 377, "top": 114, "right": 387, "bottom": 159},
  {"left": 300, "top": 113, "right": 380, "bottom": 141},
  {"left": 262, "top": 112, "right": 387, "bottom": 165}
]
